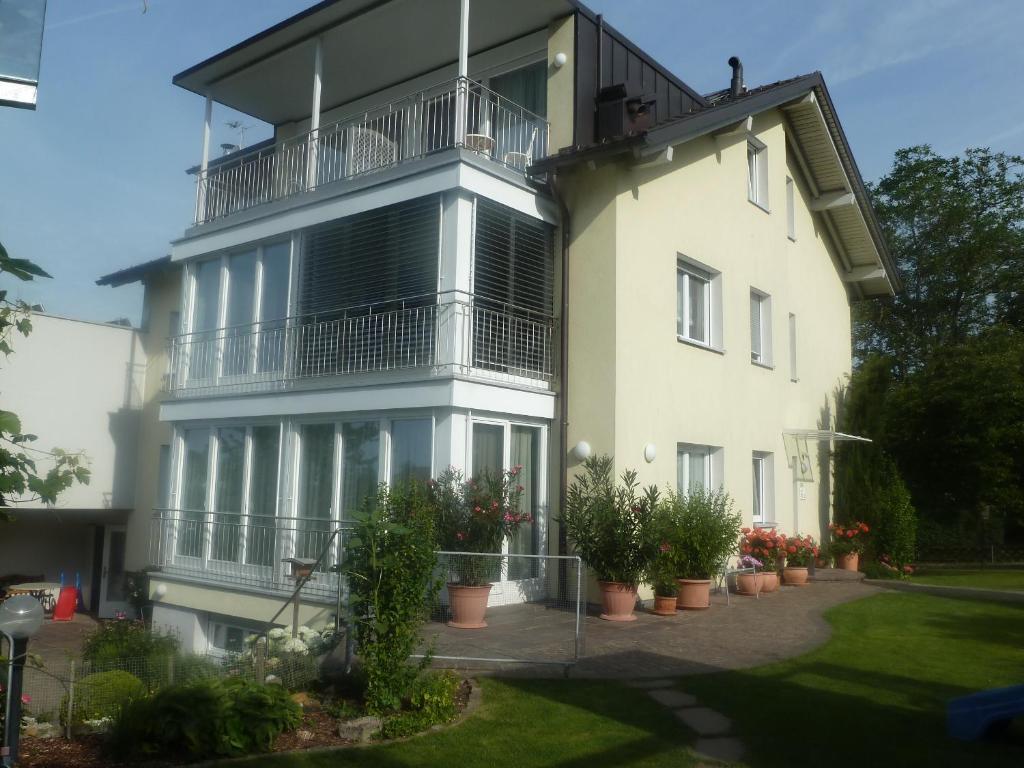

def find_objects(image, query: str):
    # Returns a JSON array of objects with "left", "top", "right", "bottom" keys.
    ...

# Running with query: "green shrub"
[
  {"left": 561, "top": 455, "right": 659, "bottom": 585},
  {"left": 81, "top": 619, "right": 178, "bottom": 667},
  {"left": 379, "top": 672, "right": 461, "bottom": 740},
  {"left": 60, "top": 670, "right": 146, "bottom": 726},
  {"left": 871, "top": 460, "right": 918, "bottom": 567},
  {"left": 345, "top": 481, "right": 441, "bottom": 714},
  {"left": 660, "top": 488, "right": 742, "bottom": 579},
  {"left": 108, "top": 677, "right": 300, "bottom": 760}
]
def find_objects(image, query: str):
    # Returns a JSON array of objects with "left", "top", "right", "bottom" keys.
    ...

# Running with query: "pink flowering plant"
[{"left": 429, "top": 466, "right": 527, "bottom": 586}]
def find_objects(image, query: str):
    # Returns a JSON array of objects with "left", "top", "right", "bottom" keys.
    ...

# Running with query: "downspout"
[{"left": 549, "top": 172, "right": 571, "bottom": 558}]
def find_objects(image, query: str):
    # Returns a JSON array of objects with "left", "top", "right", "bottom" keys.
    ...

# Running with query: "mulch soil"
[{"left": 18, "top": 679, "right": 474, "bottom": 767}]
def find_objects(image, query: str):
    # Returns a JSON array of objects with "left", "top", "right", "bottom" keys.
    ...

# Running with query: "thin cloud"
[{"left": 48, "top": 1, "right": 151, "bottom": 31}]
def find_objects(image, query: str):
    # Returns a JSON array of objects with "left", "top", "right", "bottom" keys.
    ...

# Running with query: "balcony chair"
[
  {"left": 503, "top": 127, "right": 537, "bottom": 170},
  {"left": 346, "top": 126, "right": 398, "bottom": 176}
]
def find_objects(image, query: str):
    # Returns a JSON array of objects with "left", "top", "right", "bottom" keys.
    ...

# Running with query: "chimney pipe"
[{"left": 728, "top": 56, "right": 744, "bottom": 98}]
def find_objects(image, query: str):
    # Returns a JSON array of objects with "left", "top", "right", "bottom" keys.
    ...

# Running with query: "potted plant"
[
  {"left": 735, "top": 555, "right": 764, "bottom": 596},
  {"left": 649, "top": 512, "right": 679, "bottom": 615},
  {"left": 562, "top": 455, "right": 658, "bottom": 622},
  {"left": 782, "top": 534, "right": 819, "bottom": 586},
  {"left": 662, "top": 488, "right": 742, "bottom": 609},
  {"left": 429, "top": 466, "right": 528, "bottom": 629},
  {"left": 739, "top": 527, "right": 784, "bottom": 592},
  {"left": 829, "top": 521, "right": 869, "bottom": 571}
]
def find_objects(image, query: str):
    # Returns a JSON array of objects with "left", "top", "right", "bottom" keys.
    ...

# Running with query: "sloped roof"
[{"left": 96, "top": 255, "right": 173, "bottom": 287}]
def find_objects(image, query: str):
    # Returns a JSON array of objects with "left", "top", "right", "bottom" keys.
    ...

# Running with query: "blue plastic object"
[
  {"left": 74, "top": 571, "right": 85, "bottom": 612},
  {"left": 948, "top": 684, "right": 1024, "bottom": 740}
]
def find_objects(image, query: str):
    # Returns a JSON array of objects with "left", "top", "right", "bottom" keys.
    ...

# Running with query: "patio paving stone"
[
  {"left": 675, "top": 706, "right": 733, "bottom": 736},
  {"left": 647, "top": 688, "right": 698, "bottom": 708}
]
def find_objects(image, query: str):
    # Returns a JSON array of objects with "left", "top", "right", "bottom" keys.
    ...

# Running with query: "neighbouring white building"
[{"left": 88, "top": 0, "right": 896, "bottom": 653}]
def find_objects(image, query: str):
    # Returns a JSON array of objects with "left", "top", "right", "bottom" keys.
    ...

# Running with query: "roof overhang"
[
  {"left": 97, "top": 255, "right": 173, "bottom": 287},
  {"left": 531, "top": 73, "right": 899, "bottom": 297},
  {"left": 173, "top": 0, "right": 579, "bottom": 126}
]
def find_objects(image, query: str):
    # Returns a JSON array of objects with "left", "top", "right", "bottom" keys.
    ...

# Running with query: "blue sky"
[{"left": 2, "top": 0, "right": 1021, "bottom": 325}]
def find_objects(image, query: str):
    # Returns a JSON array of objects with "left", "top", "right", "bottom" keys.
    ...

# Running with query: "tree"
[
  {"left": 856, "top": 146, "right": 1024, "bottom": 375},
  {"left": 0, "top": 241, "right": 90, "bottom": 519}
]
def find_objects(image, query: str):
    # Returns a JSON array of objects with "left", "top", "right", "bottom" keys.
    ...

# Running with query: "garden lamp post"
[
  {"left": 282, "top": 558, "right": 317, "bottom": 638},
  {"left": 0, "top": 595, "right": 44, "bottom": 767}
]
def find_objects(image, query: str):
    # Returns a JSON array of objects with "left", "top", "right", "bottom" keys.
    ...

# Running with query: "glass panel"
[
  {"left": 211, "top": 427, "right": 246, "bottom": 562},
  {"left": 106, "top": 530, "right": 128, "bottom": 602},
  {"left": 747, "top": 145, "right": 757, "bottom": 201},
  {"left": 340, "top": 421, "right": 380, "bottom": 520},
  {"left": 472, "top": 423, "right": 503, "bottom": 478},
  {"left": 179, "top": 429, "right": 210, "bottom": 557},
  {"left": 190, "top": 260, "right": 221, "bottom": 380},
  {"left": 750, "top": 294, "right": 762, "bottom": 361},
  {"left": 688, "top": 273, "right": 707, "bottom": 343},
  {"left": 689, "top": 450, "right": 708, "bottom": 493},
  {"left": 296, "top": 424, "right": 335, "bottom": 560},
  {"left": 257, "top": 243, "right": 290, "bottom": 374},
  {"left": 223, "top": 251, "right": 257, "bottom": 376},
  {"left": 390, "top": 418, "right": 432, "bottom": 487},
  {"left": 490, "top": 61, "right": 547, "bottom": 118},
  {"left": 157, "top": 444, "right": 171, "bottom": 509},
  {"left": 508, "top": 426, "right": 540, "bottom": 579},
  {"left": 246, "top": 426, "right": 280, "bottom": 566},
  {"left": 752, "top": 457, "right": 763, "bottom": 521},
  {"left": 676, "top": 271, "right": 685, "bottom": 337}
]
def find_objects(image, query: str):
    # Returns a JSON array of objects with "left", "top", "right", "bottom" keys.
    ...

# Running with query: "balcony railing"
[
  {"left": 165, "top": 293, "right": 554, "bottom": 396},
  {"left": 149, "top": 510, "right": 353, "bottom": 600},
  {"left": 195, "top": 76, "right": 549, "bottom": 225}
]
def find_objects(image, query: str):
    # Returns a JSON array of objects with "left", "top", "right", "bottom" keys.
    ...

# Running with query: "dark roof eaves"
[{"left": 97, "top": 255, "right": 173, "bottom": 287}]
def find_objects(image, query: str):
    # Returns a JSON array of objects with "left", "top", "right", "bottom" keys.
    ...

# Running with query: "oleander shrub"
[
  {"left": 107, "top": 677, "right": 300, "bottom": 760},
  {"left": 60, "top": 670, "right": 146, "bottom": 727}
]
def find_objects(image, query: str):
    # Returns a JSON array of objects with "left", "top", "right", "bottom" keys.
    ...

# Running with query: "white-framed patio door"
[
  {"left": 99, "top": 525, "right": 132, "bottom": 618},
  {"left": 468, "top": 418, "right": 547, "bottom": 605}
]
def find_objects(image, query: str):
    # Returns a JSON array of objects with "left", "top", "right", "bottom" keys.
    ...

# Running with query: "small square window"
[{"left": 747, "top": 140, "right": 768, "bottom": 209}]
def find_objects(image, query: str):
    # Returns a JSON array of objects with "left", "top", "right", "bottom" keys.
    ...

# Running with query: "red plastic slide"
[{"left": 52, "top": 587, "right": 77, "bottom": 622}]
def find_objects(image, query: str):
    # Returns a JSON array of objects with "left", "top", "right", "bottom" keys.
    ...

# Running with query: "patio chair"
[
  {"left": 346, "top": 126, "right": 398, "bottom": 176},
  {"left": 503, "top": 127, "right": 537, "bottom": 170},
  {"left": 716, "top": 558, "right": 759, "bottom": 606}
]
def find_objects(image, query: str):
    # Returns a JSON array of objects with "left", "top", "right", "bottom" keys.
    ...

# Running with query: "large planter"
[
  {"left": 598, "top": 581, "right": 638, "bottom": 621},
  {"left": 676, "top": 578, "right": 712, "bottom": 610},
  {"left": 651, "top": 594, "right": 678, "bottom": 616},
  {"left": 783, "top": 567, "right": 809, "bottom": 586},
  {"left": 760, "top": 572, "right": 780, "bottom": 593},
  {"left": 447, "top": 583, "right": 492, "bottom": 629},
  {"left": 735, "top": 572, "right": 763, "bottom": 596},
  {"left": 836, "top": 552, "right": 860, "bottom": 572}
]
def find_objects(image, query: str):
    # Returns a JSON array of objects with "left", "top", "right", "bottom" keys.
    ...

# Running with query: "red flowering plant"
[
  {"left": 783, "top": 534, "right": 819, "bottom": 567},
  {"left": 429, "top": 466, "right": 527, "bottom": 586},
  {"left": 739, "top": 527, "right": 784, "bottom": 572},
  {"left": 829, "top": 521, "right": 870, "bottom": 556}
]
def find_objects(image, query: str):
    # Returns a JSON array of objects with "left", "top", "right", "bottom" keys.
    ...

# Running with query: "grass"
[
  {"left": 682, "top": 592, "right": 1024, "bottom": 767},
  {"left": 245, "top": 678, "right": 699, "bottom": 767},
  {"left": 911, "top": 567, "right": 1024, "bottom": 591}
]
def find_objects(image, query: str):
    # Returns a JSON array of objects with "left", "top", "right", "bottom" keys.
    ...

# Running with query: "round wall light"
[
  {"left": 153, "top": 583, "right": 168, "bottom": 599},
  {"left": 571, "top": 440, "right": 592, "bottom": 461},
  {"left": 643, "top": 443, "right": 657, "bottom": 463},
  {"left": 553, "top": 52, "right": 568, "bottom": 69}
]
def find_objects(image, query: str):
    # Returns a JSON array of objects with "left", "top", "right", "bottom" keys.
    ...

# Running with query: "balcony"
[
  {"left": 165, "top": 292, "right": 554, "bottom": 397},
  {"left": 194, "top": 77, "right": 548, "bottom": 226}
]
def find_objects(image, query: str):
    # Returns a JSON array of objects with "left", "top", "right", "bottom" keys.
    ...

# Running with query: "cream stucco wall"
[
  {"left": 545, "top": 14, "right": 575, "bottom": 154},
  {"left": 565, "top": 109, "right": 852, "bottom": 545}
]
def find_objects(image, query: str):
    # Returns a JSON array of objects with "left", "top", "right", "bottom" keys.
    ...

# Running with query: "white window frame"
[
  {"left": 789, "top": 312, "right": 798, "bottom": 382},
  {"left": 786, "top": 176, "right": 796, "bottom": 241},
  {"left": 207, "top": 617, "right": 262, "bottom": 657},
  {"left": 676, "top": 255, "right": 724, "bottom": 352},
  {"left": 747, "top": 137, "right": 769, "bottom": 211},
  {"left": 750, "top": 288, "right": 773, "bottom": 367},
  {"left": 752, "top": 451, "right": 774, "bottom": 525},
  {"left": 676, "top": 443, "right": 724, "bottom": 494}
]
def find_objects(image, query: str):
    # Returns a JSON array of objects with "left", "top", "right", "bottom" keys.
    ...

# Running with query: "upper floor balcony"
[{"left": 194, "top": 77, "right": 548, "bottom": 226}]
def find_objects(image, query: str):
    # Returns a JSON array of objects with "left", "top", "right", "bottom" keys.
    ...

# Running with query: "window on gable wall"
[
  {"left": 750, "top": 289, "right": 772, "bottom": 366},
  {"left": 747, "top": 139, "right": 768, "bottom": 209},
  {"left": 786, "top": 176, "right": 796, "bottom": 240}
]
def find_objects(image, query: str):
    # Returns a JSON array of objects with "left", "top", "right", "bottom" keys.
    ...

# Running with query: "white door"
[{"left": 99, "top": 525, "right": 132, "bottom": 618}]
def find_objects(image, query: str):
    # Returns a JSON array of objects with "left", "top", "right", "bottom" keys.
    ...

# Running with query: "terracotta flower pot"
[
  {"left": 676, "top": 578, "right": 712, "bottom": 609},
  {"left": 447, "top": 583, "right": 492, "bottom": 629},
  {"left": 760, "top": 572, "right": 779, "bottom": 592},
  {"left": 651, "top": 594, "right": 678, "bottom": 616},
  {"left": 836, "top": 552, "right": 860, "bottom": 572},
  {"left": 598, "top": 581, "right": 638, "bottom": 621},
  {"left": 783, "top": 566, "right": 809, "bottom": 586},
  {"left": 735, "top": 572, "right": 763, "bottom": 596}
]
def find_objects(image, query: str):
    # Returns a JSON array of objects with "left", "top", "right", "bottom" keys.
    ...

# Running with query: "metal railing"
[
  {"left": 149, "top": 510, "right": 356, "bottom": 600},
  {"left": 195, "top": 76, "right": 549, "bottom": 225},
  {"left": 165, "top": 293, "right": 554, "bottom": 396}
]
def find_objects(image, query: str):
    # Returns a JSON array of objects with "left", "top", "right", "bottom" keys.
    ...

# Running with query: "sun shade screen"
[
  {"left": 300, "top": 195, "right": 440, "bottom": 316},
  {"left": 474, "top": 199, "right": 553, "bottom": 315}
]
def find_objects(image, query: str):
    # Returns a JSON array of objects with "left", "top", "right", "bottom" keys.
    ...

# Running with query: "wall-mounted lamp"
[
  {"left": 571, "top": 441, "right": 592, "bottom": 461},
  {"left": 153, "top": 583, "right": 168, "bottom": 599},
  {"left": 643, "top": 443, "right": 657, "bottom": 463},
  {"left": 553, "top": 52, "right": 568, "bottom": 69}
]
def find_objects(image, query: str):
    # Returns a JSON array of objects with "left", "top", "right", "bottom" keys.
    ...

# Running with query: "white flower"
[
  {"left": 283, "top": 638, "right": 309, "bottom": 655},
  {"left": 268, "top": 628, "right": 287, "bottom": 640}
]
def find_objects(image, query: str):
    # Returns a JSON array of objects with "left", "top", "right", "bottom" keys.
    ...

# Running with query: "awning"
[{"left": 782, "top": 429, "right": 872, "bottom": 482}]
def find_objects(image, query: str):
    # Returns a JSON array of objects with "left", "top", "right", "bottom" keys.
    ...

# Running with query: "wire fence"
[
  {"left": 9, "top": 650, "right": 319, "bottom": 738},
  {"left": 417, "top": 552, "right": 585, "bottom": 671},
  {"left": 917, "top": 544, "right": 1024, "bottom": 565}
]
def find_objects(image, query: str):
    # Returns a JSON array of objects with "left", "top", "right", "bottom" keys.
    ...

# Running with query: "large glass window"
[
  {"left": 390, "top": 418, "right": 432, "bottom": 487},
  {"left": 509, "top": 425, "right": 541, "bottom": 578},
  {"left": 472, "top": 423, "right": 504, "bottom": 477},
  {"left": 222, "top": 251, "right": 257, "bottom": 376},
  {"left": 340, "top": 421, "right": 380, "bottom": 520},
  {"left": 190, "top": 259, "right": 221, "bottom": 380},
  {"left": 296, "top": 424, "right": 336, "bottom": 560},
  {"left": 247, "top": 426, "right": 280, "bottom": 566},
  {"left": 257, "top": 243, "right": 291, "bottom": 373},
  {"left": 178, "top": 430, "right": 210, "bottom": 557},
  {"left": 211, "top": 427, "right": 246, "bottom": 561}
]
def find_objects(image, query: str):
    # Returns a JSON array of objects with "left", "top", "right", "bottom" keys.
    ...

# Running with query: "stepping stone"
[
  {"left": 693, "top": 736, "right": 745, "bottom": 763},
  {"left": 648, "top": 688, "right": 698, "bottom": 708},
  {"left": 675, "top": 707, "right": 733, "bottom": 736},
  {"left": 628, "top": 678, "right": 677, "bottom": 690}
]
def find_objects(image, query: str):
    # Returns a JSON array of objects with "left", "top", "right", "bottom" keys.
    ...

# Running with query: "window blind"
[{"left": 473, "top": 198, "right": 553, "bottom": 316}]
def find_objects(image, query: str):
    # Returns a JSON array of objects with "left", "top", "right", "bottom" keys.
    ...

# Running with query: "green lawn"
[
  {"left": 683, "top": 592, "right": 1024, "bottom": 767},
  {"left": 911, "top": 567, "right": 1024, "bottom": 591},
  {"left": 246, "top": 678, "right": 699, "bottom": 767}
]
